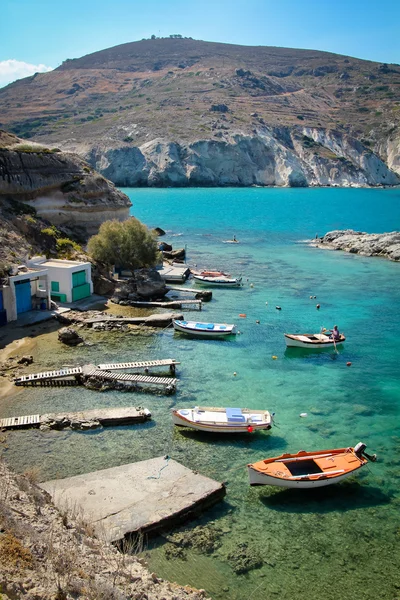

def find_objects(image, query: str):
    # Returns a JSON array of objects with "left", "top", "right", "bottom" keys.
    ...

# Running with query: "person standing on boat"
[{"left": 329, "top": 325, "right": 340, "bottom": 341}]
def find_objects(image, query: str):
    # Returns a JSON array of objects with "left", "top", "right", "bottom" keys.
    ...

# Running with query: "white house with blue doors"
[{"left": 3, "top": 266, "right": 51, "bottom": 323}]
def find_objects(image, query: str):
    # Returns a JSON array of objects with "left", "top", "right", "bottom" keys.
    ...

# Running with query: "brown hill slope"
[{"left": 1, "top": 38, "right": 399, "bottom": 187}]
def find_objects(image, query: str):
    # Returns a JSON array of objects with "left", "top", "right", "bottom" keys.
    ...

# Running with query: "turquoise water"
[{"left": 2, "top": 188, "right": 400, "bottom": 599}]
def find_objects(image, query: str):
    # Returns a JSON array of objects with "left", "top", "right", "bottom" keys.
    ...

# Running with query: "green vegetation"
[
  {"left": 15, "top": 144, "right": 52, "bottom": 153},
  {"left": 40, "top": 225, "right": 59, "bottom": 238},
  {"left": 56, "top": 238, "right": 82, "bottom": 257},
  {"left": 88, "top": 218, "right": 160, "bottom": 270}
]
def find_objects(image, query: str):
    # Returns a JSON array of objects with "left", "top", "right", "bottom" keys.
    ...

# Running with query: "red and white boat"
[
  {"left": 172, "top": 406, "right": 274, "bottom": 433},
  {"left": 248, "top": 443, "right": 376, "bottom": 488}
]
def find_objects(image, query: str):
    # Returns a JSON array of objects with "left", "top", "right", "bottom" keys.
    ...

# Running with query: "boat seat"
[{"left": 249, "top": 414, "right": 263, "bottom": 422}]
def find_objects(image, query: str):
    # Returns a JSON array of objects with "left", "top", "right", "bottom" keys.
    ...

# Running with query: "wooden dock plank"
[{"left": 97, "top": 359, "right": 180, "bottom": 371}]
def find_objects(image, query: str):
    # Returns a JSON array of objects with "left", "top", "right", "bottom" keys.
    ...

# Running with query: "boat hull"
[
  {"left": 193, "top": 275, "right": 242, "bottom": 287},
  {"left": 247, "top": 466, "right": 358, "bottom": 488},
  {"left": 284, "top": 333, "right": 345, "bottom": 348},
  {"left": 172, "top": 408, "right": 273, "bottom": 433},
  {"left": 172, "top": 320, "right": 236, "bottom": 338}
]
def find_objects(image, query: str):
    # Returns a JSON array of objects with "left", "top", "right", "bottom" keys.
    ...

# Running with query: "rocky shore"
[
  {"left": 314, "top": 230, "right": 400, "bottom": 261},
  {"left": 0, "top": 458, "right": 210, "bottom": 600}
]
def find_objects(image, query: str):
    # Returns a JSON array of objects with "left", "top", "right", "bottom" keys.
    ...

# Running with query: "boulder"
[
  {"left": 153, "top": 227, "right": 166, "bottom": 236},
  {"left": 163, "top": 248, "right": 186, "bottom": 261},
  {"left": 17, "top": 355, "right": 34, "bottom": 365},
  {"left": 58, "top": 327, "right": 84, "bottom": 346},
  {"left": 135, "top": 268, "right": 167, "bottom": 299}
]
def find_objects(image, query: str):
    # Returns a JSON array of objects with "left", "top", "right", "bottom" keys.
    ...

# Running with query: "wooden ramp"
[
  {"left": 14, "top": 367, "right": 83, "bottom": 386},
  {"left": 40, "top": 457, "right": 226, "bottom": 542},
  {"left": 84, "top": 368, "right": 177, "bottom": 388},
  {"left": 96, "top": 359, "right": 180, "bottom": 372},
  {"left": 0, "top": 414, "right": 40, "bottom": 429}
]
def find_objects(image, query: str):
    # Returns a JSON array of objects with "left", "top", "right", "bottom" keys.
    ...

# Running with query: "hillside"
[{"left": 0, "top": 38, "right": 399, "bottom": 187}]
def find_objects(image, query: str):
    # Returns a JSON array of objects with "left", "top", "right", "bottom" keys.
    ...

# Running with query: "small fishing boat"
[
  {"left": 284, "top": 332, "right": 346, "bottom": 348},
  {"left": 247, "top": 442, "right": 376, "bottom": 488},
  {"left": 172, "top": 319, "right": 237, "bottom": 338},
  {"left": 193, "top": 274, "right": 242, "bottom": 287},
  {"left": 172, "top": 406, "right": 274, "bottom": 433}
]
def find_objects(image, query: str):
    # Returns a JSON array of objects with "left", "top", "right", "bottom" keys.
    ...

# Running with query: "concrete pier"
[{"left": 41, "top": 457, "right": 226, "bottom": 542}]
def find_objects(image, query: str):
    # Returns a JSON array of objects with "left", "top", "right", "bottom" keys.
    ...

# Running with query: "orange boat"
[{"left": 248, "top": 443, "right": 376, "bottom": 488}]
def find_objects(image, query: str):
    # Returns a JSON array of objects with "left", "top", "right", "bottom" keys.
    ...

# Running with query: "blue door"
[{"left": 15, "top": 280, "right": 32, "bottom": 314}]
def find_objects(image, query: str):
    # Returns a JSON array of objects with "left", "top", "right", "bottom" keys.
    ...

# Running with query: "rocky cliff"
[
  {"left": 83, "top": 126, "right": 399, "bottom": 188},
  {"left": 314, "top": 230, "right": 400, "bottom": 261},
  {"left": 0, "top": 131, "right": 131, "bottom": 234}
]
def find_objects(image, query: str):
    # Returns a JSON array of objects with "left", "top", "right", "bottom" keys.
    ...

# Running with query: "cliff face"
[
  {"left": 85, "top": 127, "right": 399, "bottom": 188},
  {"left": 0, "top": 132, "right": 132, "bottom": 234}
]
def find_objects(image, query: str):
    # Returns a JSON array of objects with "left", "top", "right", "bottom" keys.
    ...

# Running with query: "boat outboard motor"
[{"left": 354, "top": 442, "right": 377, "bottom": 462}]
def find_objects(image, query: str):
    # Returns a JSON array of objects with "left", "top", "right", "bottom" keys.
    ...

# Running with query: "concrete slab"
[
  {"left": 41, "top": 457, "right": 226, "bottom": 543},
  {"left": 58, "top": 294, "right": 108, "bottom": 311}
]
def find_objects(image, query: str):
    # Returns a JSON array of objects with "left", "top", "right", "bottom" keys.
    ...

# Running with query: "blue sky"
[{"left": 1, "top": 0, "right": 399, "bottom": 87}]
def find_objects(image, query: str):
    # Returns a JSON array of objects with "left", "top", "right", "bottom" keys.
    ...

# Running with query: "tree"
[{"left": 88, "top": 219, "right": 161, "bottom": 271}]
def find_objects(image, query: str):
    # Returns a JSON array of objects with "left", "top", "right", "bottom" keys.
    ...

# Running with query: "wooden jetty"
[
  {"left": 40, "top": 456, "right": 226, "bottom": 543},
  {"left": 0, "top": 406, "right": 151, "bottom": 431},
  {"left": 97, "top": 358, "right": 180, "bottom": 373},
  {"left": 84, "top": 312, "right": 183, "bottom": 327},
  {"left": 82, "top": 366, "right": 177, "bottom": 388},
  {"left": 166, "top": 286, "right": 212, "bottom": 301},
  {"left": 131, "top": 299, "right": 202, "bottom": 310},
  {"left": 14, "top": 359, "right": 179, "bottom": 392}
]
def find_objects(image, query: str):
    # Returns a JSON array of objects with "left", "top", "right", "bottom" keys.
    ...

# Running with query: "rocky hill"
[
  {"left": 0, "top": 38, "right": 399, "bottom": 187},
  {"left": 0, "top": 131, "right": 131, "bottom": 235}
]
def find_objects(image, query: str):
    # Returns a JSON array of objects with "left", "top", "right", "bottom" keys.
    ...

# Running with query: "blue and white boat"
[{"left": 172, "top": 319, "right": 237, "bottom": 338}]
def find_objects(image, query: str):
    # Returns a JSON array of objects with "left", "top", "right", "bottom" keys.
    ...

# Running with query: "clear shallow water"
[{"left": 2, "top": 188, "right": 400, "bottom": 599}]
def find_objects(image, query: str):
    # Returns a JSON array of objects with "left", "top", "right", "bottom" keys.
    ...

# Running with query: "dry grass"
[{"left": 0, "top": 531, "right": 33, "bottom": 568}]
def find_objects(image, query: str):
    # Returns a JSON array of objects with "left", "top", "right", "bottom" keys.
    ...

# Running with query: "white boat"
[
  {"left": 193, "top": 274, "right": 242, "bottom": 287},
  {"left": 284, "top": 332, "right": 346, "bottom": 348},
  {"left": 172, "top": 406, "right": 274, "bottom": 433},
  {"left": 172, "top": 319, "right": 237, "bottom": 338},
  {"left": 248, "top": 443, "right": 376, "bottom": 488}
]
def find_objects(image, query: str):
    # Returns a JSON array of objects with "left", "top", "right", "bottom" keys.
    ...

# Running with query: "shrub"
[
  {"left": 88, "top": 218, "right": 160, "bottom": 271},
  {"left": 56, "top": 238, "right": 81, "bottom": 256},
  {"left": 16, "top": 143, "right": 52, "bottom": 153},
  {"left": 41, "top": 225, "right": 59, "bottom": 238},
  {"left": 123, "top": 136, "right": 134, "bottom": 143}
]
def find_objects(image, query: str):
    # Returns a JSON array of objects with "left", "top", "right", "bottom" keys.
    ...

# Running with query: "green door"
[{"left": 72, "top": 270, "right": 86, "bottom": 287}]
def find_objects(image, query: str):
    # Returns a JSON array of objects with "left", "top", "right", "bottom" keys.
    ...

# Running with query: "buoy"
[
  {"left": 346, "top": 362, "right": 352, "bottom": 367},
  {"left": 247, "top": 426, "right": 254, "bottom": 433},
  {"left": 233, "top": 372, "right": 237, "bottom": 376},
  {"left": 272, "top": 355, "right": 278, "bottom": 360},
  {"left": 256, "top": 320, "right": 260, "bottom": 324},
  {"left": 309, "top": 296, "right": 313, "bottom": 299},
  {"left": 265, "top": 301, "right": 268, "bottom": 305},
  {"left": 316, "top": 304, "right": 320, "bottom": 309},
  {"left": 276, "top": 306, "right": 281, "bottom": 310},
  {"left": 239, "top": 313, "right": 246, "bottom": 318},
  {"left": 314, "top": 296, "right": 317, "bottom": 299},
  {"left": 250, "top": 283, "right": 254, "bottom": 288},
  {"left": 300, "top": 413, "right": 308, "bottom": 418}
]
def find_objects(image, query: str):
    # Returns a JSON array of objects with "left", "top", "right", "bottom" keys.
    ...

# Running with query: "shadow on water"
[
  {"left": 174, "top": 428, "right": 287, "bottom": 450},
  {"left": 257, "top": 479, "right": 392, "bottom": 513}
]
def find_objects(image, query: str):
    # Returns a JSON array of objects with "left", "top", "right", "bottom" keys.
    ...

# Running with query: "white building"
[
  {"left": 28, "top": 257, "right": 93, "bottom": 303},
  {"left": 0, "top": 266, "right": 50, "bottom": 323}
]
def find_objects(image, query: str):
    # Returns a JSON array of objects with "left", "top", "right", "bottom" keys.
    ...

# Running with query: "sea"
[{"left": 1, "top": 187, "right": 400, "bottom": 600}]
